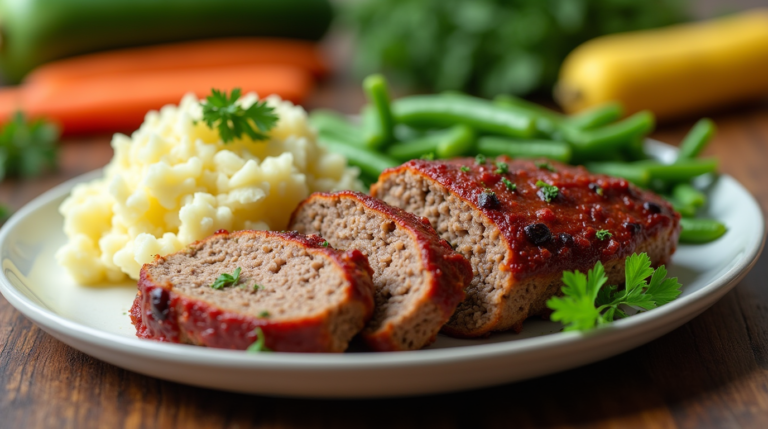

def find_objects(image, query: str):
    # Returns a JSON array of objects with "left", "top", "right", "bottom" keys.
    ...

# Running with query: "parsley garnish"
[
  {"left": 420, "top": 152, "right": 435, "bottom": 160},
  {"left": 501, "top": 177, "right": 516, "bottom": 191},
  {"left": 201, "top": 88, "right": 278, "bottom": 143},
  {"left": 460, "top": 166, "right": 470, "bottom": 173},
  {"left": 253, "top": 284, "right": 264, "bottom": 291},
  {"left": 596, "top": 229, "right": 612, "bottom": 240},
  {"left": 246, "top": 327, "right": 272, "bottom": 353},
  {"left": 0, "top": 112, "right": 59, "bottom": 181},
  {"left": 535, "top": 161, "right": 556, "bottom": 172},
  {"left": 475, "top": 154, "right": 486, "bottom": 165},
  {"left": 536, "top": 180, "right": 559, "bottom": 202},
  {"left": 495, "top": 161, "right": 509, "bottom": 174},
  {"left": 321, "top": 241, "right": 330, "bottom": 248},
  {"left": 259, "top": 311, "right": 270, "bottom": 318},
  {"left": 546, "top": 253, "right": 682, "bottom": 331},
  {"left": 210, "top": 267, "right": 241, "bottom": 290}
]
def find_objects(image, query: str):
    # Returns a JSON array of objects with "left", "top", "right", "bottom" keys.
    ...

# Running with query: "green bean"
[
  {"left": 438, "top": 124, "right": 475, "bottom": 158},
  {"left": 670, "top": 200, "right": 697, "bottom": 218},
  {"left": 493, "top": 94, "right": 563, "bottom": 135},
  {"left": 672, "top": 183, "right": 706, "bottom": 208},
  {"left": 309, "top": 110, "right": 361, "bottom": 145},
  {"left": 676, "top": 118, "right": 716, "bottom": 162},
  {"left": 566, "top": 111, "right": 655, "bottom": 158},
  {"left": 494, "top": 94, "right": 564, "bottom": 123},
  {"left": 641, "top": 158, "right": 718, "bottom": 182},
  {"left": 318, "top": 135, "right": 399, "bottom": 178},
  {"left": 585, "top": 162, "right": 650, "bottom": 187},
  {"left": 679, "top": 218, "right": 727, "bottom": 244},
  {"left": 478, "top": 137, "right": 572, "bottom": 163},
  {"left": 387, "top": 124, "right": 475, "bottom": 161},
  {"left": 363, "top": 74, "right": 395, "bottom": 147},
  {"left": 621, "top": 136, "right": 648, "bottom": 161},
  {"left": 393, "top": 94, "right": 537, "bottom": 138},
  {"left": 566, "top": 102, "right": 624, "bottom": 130},
  {"left": 387, "top": 137, "right": 439, "bottom": 162},
  {"left": 361, "top": 104, "right": 386, "bottom": 150}
]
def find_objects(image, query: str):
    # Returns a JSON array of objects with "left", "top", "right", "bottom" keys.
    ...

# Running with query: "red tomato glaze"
[{"left": 393, "top": 157, "right": 681, "bottom": 280}]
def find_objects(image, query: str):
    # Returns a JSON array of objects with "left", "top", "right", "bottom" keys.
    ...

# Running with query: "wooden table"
[{"left": 1, "top": 96, "right": 768, "bottom": 428}]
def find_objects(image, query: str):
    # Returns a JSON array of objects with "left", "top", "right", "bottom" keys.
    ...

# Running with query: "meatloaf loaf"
[
  {"left": 371, "top": 156, "right": 681, "bottom": 337},
  {"left": 130, "top": 230, "right": 375, "bottom": 353},
  {"left": 288, "top": 191, "right": 472, "bottom": 351}
]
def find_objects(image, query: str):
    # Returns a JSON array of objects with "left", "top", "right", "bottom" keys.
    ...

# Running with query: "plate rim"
[{"left": 0, "top": 142, "right": 764, "bottom": 372}]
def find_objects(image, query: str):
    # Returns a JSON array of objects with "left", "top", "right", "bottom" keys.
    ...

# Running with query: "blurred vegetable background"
[
  {"left": 345, "top": 0, "right": 689, "bottom": 98},
  {"left": 0, "top": 0, "right": 333, "bottom": 83}
]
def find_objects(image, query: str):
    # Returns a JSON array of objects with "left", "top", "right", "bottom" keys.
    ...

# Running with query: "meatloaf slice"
[
  {"left": 371, "top": 157, "right": 681, "bottom": 338},
  {"left": 288, "top": 191, "right": 472, "bottom": 351},
  {"left": 130, "top": 230, "right": 375, "bottom": 353}
]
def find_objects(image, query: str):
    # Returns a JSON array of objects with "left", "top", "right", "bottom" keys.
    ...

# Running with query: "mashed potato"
[{"left": 57, "top": 93, "right": 362, "bottom": 284}]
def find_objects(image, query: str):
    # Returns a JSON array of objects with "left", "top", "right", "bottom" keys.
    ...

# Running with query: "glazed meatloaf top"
[
  {"left": 372, "top": 156, "right": 680, "bottom": 280},
  {"left": 133, "top": 230, "right": 375, "bottom": 352}
]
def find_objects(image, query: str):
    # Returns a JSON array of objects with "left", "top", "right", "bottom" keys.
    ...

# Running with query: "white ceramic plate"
[{"left": 0, "top": 141, "right": 763, "bottom": 398}]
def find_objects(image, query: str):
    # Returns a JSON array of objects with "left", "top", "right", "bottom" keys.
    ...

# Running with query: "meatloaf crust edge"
[{"left": 130, "top": 230, "right": 375, "bottom": 353}]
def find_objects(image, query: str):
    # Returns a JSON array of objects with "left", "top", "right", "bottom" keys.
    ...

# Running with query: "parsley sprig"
[
  {"left": 246, "top": 327, "right": 272, "bottom": 353},
  {"left": 210, "top": 267, "right": 242, "bottom": 290},
  {"left": 546, "top": 253, "right": 682, "bottom": 331},
  {"left": 0, "top": 112, "right": 59, "bottom": 181},
  {"left": 201, "top": 88, "right": 278, "bottom": 143}
]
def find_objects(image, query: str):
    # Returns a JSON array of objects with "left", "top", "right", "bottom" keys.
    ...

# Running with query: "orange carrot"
[
  {"left": 0, "top": 65, "right": 314, "bottom": 135},
  {"left": 24, "top": 38, "right": 329, "bottom": 88}
]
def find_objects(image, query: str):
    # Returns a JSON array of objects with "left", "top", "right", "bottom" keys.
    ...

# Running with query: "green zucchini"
[{"left": 0, "top": 0, "right": 333, "bottom": 82}]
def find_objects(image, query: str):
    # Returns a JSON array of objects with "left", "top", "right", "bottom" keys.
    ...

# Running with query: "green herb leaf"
[
  {"left": 259, "top": 311, "right": 270, "bottom": 318},
  {"left": 501, "top": 177, "right": 516, "bottom": 191},
  {"left": 644, "top": 265, "right": 682, "bottom": 306},
  {"left": 246, "top": 327, "right": 272, "bottom": 353},
  {"left": 201, "top": 88, "right": 278, "bottom": 143},
  {"left": 321, "top": 241, "right": 330, "bottom": 248},
  {"left": 253, "top": 284, "right": 264, "bottom": 291},
  {"left": 546, "top": 253, "right": 683, "bottom": 332},
  {"left": 475, "top": 154, "right": 486, "bottom": 165},
  {"left": 536, "top": 180, "right": 559, "bottom": 202},
  {"left": 596, "top": 230, "right": 612, "bottom": 241},
  {"left": 494, "top": 161, "right": 509, "bottom": 174},
  {"left": 210, "top": 267, "right": 242, "bottom": 290},
  {"left": 535, "top": 161, "right": 556, "bottom": 172},
  {"left": 0, "top": 112, "right": 60, "bottom": 181},
  {"left": 460, "top": 166, "right": 470, "bottom": 173}
]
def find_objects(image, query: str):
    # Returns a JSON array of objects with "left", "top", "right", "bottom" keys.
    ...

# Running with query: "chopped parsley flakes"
[
  {"left": 494, "top": 161, "right": 509, "bottom": 174},
  {"left": 210, "top": 267, "right": 241, "bottom": 290},
  {"left": 536, "top": 180, "right": 559, "bottom": 202},
  {"left": 596, "top": 230, "right": 612, "bottom": 240},
  {"left": 501, "top": 177, "right": 516, "bottom": 191},
  {"left": 535, "top": 161, "right": 556, "bottom": 172}
]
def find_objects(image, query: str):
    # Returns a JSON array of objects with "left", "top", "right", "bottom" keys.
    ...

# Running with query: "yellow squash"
[{"left": 556, "top": 9, "right": 768, "bottom": 121}]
